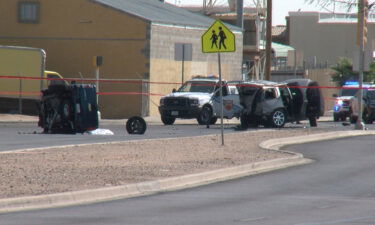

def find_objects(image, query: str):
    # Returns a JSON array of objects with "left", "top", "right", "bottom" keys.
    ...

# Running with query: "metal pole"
[
  {"left": 218, "top": 52, "right": 224, "bottom": 146},
  {"left": 356, "top": 0, "right": 365, "bottom": 130},
  {"left": 294, "top": 50, "right": 297, "bottom": 78},
  {"left": 265, "top": 0, "right": 272, "bottom": 80},
  {"left": 96, "top": 67, "right": 100, "bottom": 106},
  {"left": 236, "top": 0, "right": 244, "bottom": 29},
  {"left": 182, "top": 44, "right": 185, "bottom": 83},
  {"left": 18, "top": 79, "right": 22, "bottom": 114}
]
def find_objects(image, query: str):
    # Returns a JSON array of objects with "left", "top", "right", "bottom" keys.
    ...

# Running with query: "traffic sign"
[{"left": 201, "top": 20, "right": 236, "bottom": 53}]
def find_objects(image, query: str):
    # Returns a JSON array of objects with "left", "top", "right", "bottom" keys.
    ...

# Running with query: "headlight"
[
  {"left": 336, "top": 100, "right": 343, "bottom": 105},
  {"left": 189, "top": 98, "right": 199, "bottom": 106},
  {"left": 160, "top": 98, "right": 165, "bottom": 106}
]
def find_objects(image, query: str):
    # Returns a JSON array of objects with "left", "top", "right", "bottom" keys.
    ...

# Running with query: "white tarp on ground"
[{"left": 87, "top": 129, "right": 114, "bottom": 135}]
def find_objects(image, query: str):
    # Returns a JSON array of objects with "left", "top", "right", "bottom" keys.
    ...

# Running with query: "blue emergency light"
[{"left": 344, "top": 81, "right": 359, "bottom": 86}]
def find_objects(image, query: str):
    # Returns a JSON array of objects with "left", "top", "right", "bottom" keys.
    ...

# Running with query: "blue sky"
[{"left": 164, "top": 0, "right": 344, "bottom": 25}]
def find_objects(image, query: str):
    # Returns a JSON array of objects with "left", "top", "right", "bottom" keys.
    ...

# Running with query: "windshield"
[
  {"left": 340, "top": 88, "right": 358, "bottom": 96},
  {"left": 177, "top": 81, "right": 216, "bottom": 93}
]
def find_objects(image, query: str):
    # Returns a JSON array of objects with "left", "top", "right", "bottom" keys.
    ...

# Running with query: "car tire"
[
  {"left": 199, "top": 105, "right": 213, "bottom": 125},
  {"left": 161, "top": 115, "right": 175, "bottom": 125},
  {"left": 126, "top": 116, "right": 147, "bottom": 134},
  {"left": 268, "top": 109, "right": 286, "bottom": 128}
]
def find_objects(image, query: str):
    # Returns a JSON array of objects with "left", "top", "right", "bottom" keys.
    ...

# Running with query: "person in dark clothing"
[
  {"left": 218, "top": 27, "right": 227, "bottom": 49},
  {"left": 306, "top": 84, "right": 321, "bottom": 127}
]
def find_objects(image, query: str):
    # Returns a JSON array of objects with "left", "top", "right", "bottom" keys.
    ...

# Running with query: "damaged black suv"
[{"left": 237, "top": 79, "right": 324, "bottom": 128}]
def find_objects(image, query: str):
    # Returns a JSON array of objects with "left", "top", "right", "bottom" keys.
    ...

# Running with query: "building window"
[{"left": 18, "top": 2, "right": 40, "bottom": 23}]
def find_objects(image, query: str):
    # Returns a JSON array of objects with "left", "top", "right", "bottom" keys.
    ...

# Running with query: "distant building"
[
  {"left": 0, "top": 0, "right": 243, "bottom": 118},
  {"left": 288, "top": 11, "right": 375, "bottom": 69}
]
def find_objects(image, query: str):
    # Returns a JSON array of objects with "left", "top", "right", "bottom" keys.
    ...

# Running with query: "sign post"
[{"left": 201, "top": 20, "right": 236, "bottom": 145}]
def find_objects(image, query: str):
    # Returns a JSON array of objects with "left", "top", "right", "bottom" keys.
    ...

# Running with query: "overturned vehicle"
[
  {"left": 38, "top": 84, "right": 99, "bottom": 134},
  {"left": 237, "top": 79, "right": 324, "bottom": 128}
]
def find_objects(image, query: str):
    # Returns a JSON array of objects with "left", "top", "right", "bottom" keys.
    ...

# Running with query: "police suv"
[{"left": 333, "top": 81, "right": 373, "bottom": 122}]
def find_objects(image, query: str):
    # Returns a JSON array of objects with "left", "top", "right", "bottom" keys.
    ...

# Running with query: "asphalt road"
[
  {"left": 1, "top": 135, "right": 375, "bottom": 224},
  {"left": 0, "top": 121, "right": 239, "bottom": 152},
  {"left": 1, "top": 119, "right": 372, "bottom": 152}
]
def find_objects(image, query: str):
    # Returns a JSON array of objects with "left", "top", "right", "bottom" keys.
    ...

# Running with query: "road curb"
[{"left": 1, "top": 130, "right": 374, "bottom": 213}]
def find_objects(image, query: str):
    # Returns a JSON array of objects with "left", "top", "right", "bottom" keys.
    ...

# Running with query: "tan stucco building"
[
  {"left": 0, "top": 0, "right": 243, "bottom": 118},
  {"left": 289, "top": 11, "right": 374, "bottom": 69}
]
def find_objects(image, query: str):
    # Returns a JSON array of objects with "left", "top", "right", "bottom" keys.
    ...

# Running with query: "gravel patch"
[{"left": 0, "top": 127, "right": 331, "bottom": 199}]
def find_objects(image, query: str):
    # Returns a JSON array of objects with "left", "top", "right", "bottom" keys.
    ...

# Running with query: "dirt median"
[{"left": 0, "top": 127, "right": 331, "bottom": 199}]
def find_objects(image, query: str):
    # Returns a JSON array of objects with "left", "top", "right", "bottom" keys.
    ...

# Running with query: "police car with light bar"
[{"left": 333, "top": 81, "right": 374, "bottom": 122}]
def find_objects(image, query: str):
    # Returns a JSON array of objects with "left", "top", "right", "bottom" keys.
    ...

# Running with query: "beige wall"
[
  {"left": 289, "top": 12, "right": 372, "bottom": 67},
  {"left": 0, "top": 0, "right": 150, "bottom": 118}
]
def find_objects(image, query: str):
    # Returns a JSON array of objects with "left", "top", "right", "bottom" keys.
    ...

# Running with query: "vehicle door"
[
  {"left": 279, "top": 86, "right": 294, "bottom": 118},
  {"left": 212, "top": 83, "right": 234, "bottom": 118},
  {"left": 262, "top": 87, "right": 281, "bottom": 115},
  {"left": 287, "top": 82, "right": 304, "bottom": 120}
]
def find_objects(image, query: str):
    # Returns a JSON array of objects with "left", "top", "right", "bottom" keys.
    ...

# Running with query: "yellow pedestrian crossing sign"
[{"left": 201, "top": 20, "right": 236, "bottom": 53}]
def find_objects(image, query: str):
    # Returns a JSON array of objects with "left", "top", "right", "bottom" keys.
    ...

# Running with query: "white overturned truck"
[{"left": 158, "top": 76, "right": 242, "bottom": 125}]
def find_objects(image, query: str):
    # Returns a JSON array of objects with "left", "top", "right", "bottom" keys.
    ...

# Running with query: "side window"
[
  {"left": 228, "top": 85, "right": 239, "bottom": 95},
  {"left": 18, "top": 1, "right": 40, "bottom": 23},
  {"left": 47, "top": 74, "right": 65, "bottom": 86},
  {"left": 264, "top": 88, "right": 276, "bottom": 100},
  {"left": 214, "top": 83, "right": 228, "bottom": 97}
]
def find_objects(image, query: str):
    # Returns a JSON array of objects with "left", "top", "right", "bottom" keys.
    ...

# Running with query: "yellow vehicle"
[{"left": 0, "top": 45, "right": 66, "bottom": 101}]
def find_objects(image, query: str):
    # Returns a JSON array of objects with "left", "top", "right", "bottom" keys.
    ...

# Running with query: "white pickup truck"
[{"left": 158, "top": 76, "right": 242, "bottom": 125}]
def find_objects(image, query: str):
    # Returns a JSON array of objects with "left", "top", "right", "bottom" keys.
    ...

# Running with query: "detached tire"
[{"left": 126, "top": 116, "right": 147, "bottom": 134}]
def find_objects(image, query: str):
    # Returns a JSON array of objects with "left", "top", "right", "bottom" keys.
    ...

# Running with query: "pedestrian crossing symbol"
[{"left": 201, "top": 20, "right": 236, "bottom": 53}]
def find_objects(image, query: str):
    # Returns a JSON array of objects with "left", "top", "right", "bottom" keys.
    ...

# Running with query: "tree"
[
  {"left": 331, "top": 58, "right": 358, "bottom": 86},
  {"left": 305, "top": 0, "right": 359, "bottom": 12},
  {"left": 331, "top": 57, "right": 375, "bottom": 86}
]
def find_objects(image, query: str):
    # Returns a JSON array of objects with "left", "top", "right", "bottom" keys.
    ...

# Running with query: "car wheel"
[
  {"left": 268, "top": 109, "right": 286, "bottom": 128},
  {"left": 126, "top": 116, "right": 147, "bottom": 134},
  {"left": 199, "top": 105, "right": 213, "bottom": 125},
  {"left": 161, "top": 115, "right": 175, "bottom": 125}
]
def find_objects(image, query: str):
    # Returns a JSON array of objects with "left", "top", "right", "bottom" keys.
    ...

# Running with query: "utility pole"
[
  {"left": 265, "top": 0, "right": 272, "bottom": 80},
  {"left": 236, "top": 0, "right": 244, "bottom": 29},
  {"left": 355, "top": 0, "right": 368, "bottom": 130}
]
